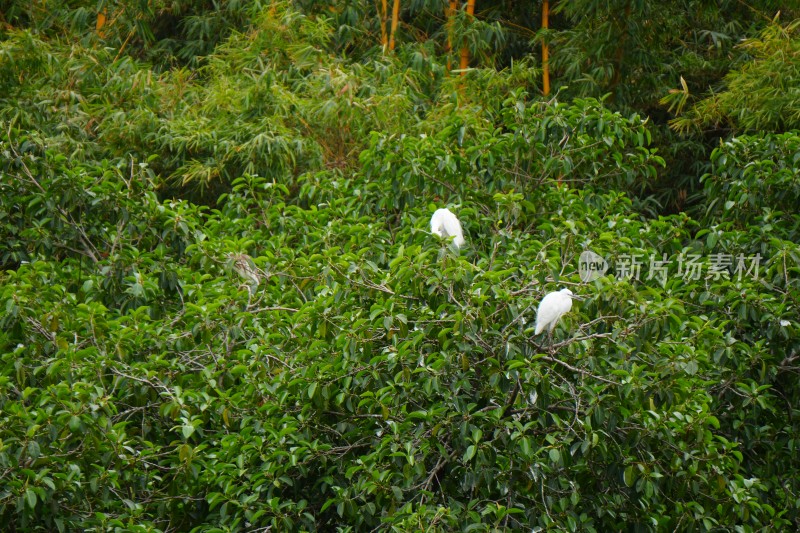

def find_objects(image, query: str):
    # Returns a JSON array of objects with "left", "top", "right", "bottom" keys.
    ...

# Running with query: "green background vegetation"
[{"left": 1, "top": 1, "right": 799, "bottom": 531}]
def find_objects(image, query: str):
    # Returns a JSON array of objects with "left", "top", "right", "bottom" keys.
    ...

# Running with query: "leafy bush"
[
  {"left": 3, "top": 159, "right": 799, "bottom": 530},
  {"left": 702, "top": 131, "right": 800, "bottom": 238},
  {"left": 359, "top": 96, "right": 665, "bottom": 212},
  {"left": 669, "top": 19, "right": 800, "bottom": 134}
]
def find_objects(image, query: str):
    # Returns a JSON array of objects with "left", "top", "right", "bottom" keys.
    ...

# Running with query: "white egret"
[
  {"left": 534, "top": 288, "right": 583, "bottom": 336},
  {"left": 430, "top": 208, "right": 465, "bottom": 249}
]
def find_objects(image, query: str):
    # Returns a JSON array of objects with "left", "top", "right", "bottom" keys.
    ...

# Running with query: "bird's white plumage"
[
  {"left": 430, "top": 208, "right": 465, "bottom": 248},
  {"left": 535, "top": 288, "right": 576, "bottom": 335}
]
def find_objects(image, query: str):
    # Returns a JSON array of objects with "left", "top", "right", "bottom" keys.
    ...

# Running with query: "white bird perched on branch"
[
  {"left": 534, "top": 288, "right": 584, "bottom": 335},
  {"left": 430, "top": 208, "right": 465, "bottom": 249}
]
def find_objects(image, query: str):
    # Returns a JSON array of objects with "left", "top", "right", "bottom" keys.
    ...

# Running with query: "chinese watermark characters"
[{"left": 611, "top": 252, "right": 761, "bottom": 282}]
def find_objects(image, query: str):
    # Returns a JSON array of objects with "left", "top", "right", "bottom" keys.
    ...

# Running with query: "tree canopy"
[{"left": 1, "top": 1, "right": 799, "bottom": 531}]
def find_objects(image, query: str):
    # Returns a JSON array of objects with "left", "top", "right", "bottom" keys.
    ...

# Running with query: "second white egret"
[
  {"left": 430, "top": 208, "right": 465, "bottom": 249},
  {"left": 534, "top": 288, "right": 583, "bottom": 335}
]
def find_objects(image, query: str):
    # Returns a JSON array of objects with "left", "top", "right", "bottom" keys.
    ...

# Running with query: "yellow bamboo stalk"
[
  {"left": 96, "top": 10, "right": 107, "bottom": 38},
  {"left": 459, "top": 0, "right": 475, "bottom": 75},
  {"left": 389, "top": 0, "right": 401, "bottom": 51},
  {"left": 542, "top": 0, "right": 550, "bottom": 96},
  {"left": 380, "top": 0, "right": 389, "bottom": 51}
]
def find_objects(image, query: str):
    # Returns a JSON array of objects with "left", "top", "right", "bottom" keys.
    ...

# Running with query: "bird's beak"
[{"left": 570, "top": 294, "right": 586, "bottom": 301}]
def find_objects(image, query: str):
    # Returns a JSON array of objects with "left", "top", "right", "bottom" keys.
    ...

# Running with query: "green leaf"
[
  {"left": 549, "top": 448, "right": 561, "bottom": 464},
  {"left": 25, "top": 488, "right": 36, "bottom": 510},
  {"left": 623, "top": 465, "right": 636, "bottom": 487},
  {"left": 463, "top": 445, "right": 476, "bottom": 462}
]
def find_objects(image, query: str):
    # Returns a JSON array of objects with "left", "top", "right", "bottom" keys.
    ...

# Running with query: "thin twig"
[{"left": 537, "top": 354, "right": 620, "bottom": 386}]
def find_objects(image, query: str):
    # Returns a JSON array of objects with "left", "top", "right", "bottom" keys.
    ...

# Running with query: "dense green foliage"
[
  {"left": 1, "top": 1, "right": 799, "bottom": 531},
  {"left": 670, "top": 19, "right": 800, "bottom": 134}
]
